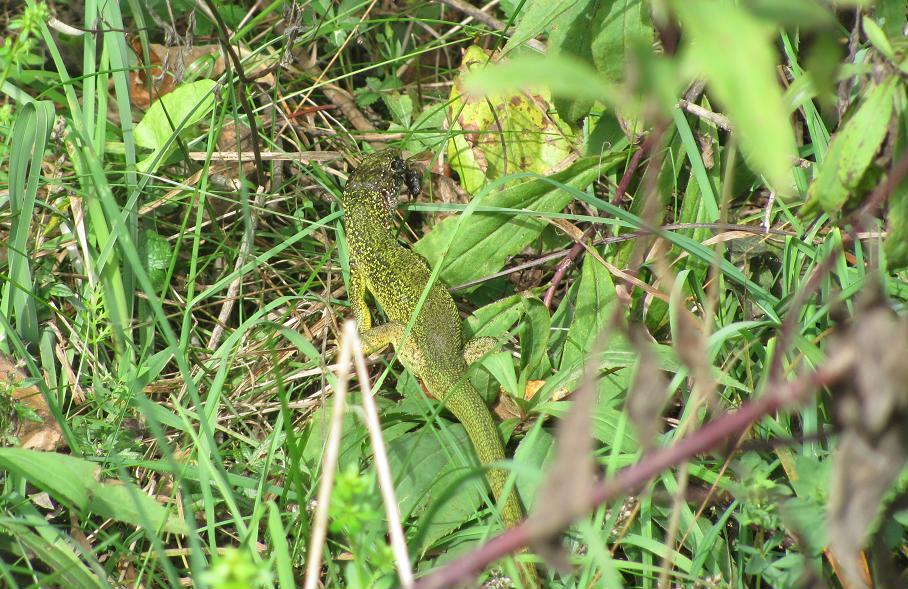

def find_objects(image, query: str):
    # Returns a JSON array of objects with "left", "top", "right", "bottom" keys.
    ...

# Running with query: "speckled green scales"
[{"left": 341, "top": 149, "right": 525, "bottom": 530}]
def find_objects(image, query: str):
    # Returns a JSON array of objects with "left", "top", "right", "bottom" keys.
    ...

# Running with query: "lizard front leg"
[
  {"left": 348, "top": 263, "right": 372, "bottom": 331},
  {"left": 359, "top": 322, "right": 405, "bottom": 356},
  {"left": 350, "top": 265, "right": 404, "bottom": 354}
]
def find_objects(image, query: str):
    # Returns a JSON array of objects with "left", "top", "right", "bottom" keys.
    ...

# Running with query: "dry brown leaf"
[
  {"left": 626, "top": 327, "right": 669, "bottom": 450},
  {"left": 528, "top": 350, "right": 599, "bottom": 569},
  {"left": 29, "top": 491, "right": 54, "bottom": 510},
  {"left": 491, "top": 392, "right": 522, "bottom": 421},
  {"left": 524, "top": 379, "right": 567, "bottom": 401},
  {"left": 0, "top": 353, "right": 65, "bottom": 451},
  {"left": 827, "top": 286, "right": 908, "bottom": 589},
  {"left": 492, "top": 380, "right": 569, "bottom": 421},
  {"left": 211, "top": 121, "right": 256, "bottom": 208},
  {"left": 128, "top": 40, "right": 276, "bottom": 110}
]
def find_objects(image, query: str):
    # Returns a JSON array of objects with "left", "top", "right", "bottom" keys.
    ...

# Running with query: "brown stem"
[
  {"left": 436, "top": 0, "right": 505, "bottom": 31},
  {"left": 543, "top": 134, "right": 658, "bottom": 310},
  {"left": 436, "top": 0, "right": 547, "bottom": 52}
]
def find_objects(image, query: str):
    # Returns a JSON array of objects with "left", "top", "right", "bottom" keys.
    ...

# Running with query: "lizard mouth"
[{"left": 381, "top": 149, "right": 421, "bottom": 203}]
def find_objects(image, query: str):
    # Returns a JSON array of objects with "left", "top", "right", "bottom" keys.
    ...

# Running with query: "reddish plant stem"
[
  {"left": 543, "top": 135, "right": 657, "bottom": 310},
  {"left": 412, "top": 350, "right": 854, "bottom": 589}
]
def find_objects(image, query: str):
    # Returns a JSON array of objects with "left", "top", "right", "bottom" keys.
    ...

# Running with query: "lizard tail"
[
  {"left": 425, "top": 372, "right": 539, "bottom": 587},
  {"left": 425, "top": 371, "right": 523, "bottom": 525}
]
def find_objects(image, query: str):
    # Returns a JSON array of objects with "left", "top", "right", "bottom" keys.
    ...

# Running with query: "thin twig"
[
  {"left": 302, "top": 322, "right": 354, "bottom": 589},
  {"left": 349, "top": 321, "right": 415, "bottom": 589},
  {"left": 436, "top": 0, "right": 504, "bottom": 31},
  {"left": 207, "top": 186, "right": 266, "bottom": 352},
  {"left": 677, "top": 98, "right": 732, "bottom": 131},
  {"left": 187, "top": 150, "right": 343, "bottom": 162},
  {"left": 436, "top": 0, "right": 546, "bottom": 52},
  {"left": 302, "top": 64, "right": 377, "bottom": 134}
]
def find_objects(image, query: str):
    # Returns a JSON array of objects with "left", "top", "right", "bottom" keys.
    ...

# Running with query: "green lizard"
[{"left": 341, "top": 148, "right": 535, "bottom": 582}]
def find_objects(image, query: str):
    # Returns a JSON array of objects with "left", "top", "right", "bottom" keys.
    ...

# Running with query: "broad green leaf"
[
  {"left": 414, "top": 155, "right": 622, "bottom": 288},
  {"left": 747, "top": 0, "right": 836, "bottom": 27},
  {"left": 545, "top": 0, "right": 653, "bottom": 127},
  {"left": 0, "top": 448, "right": 98, "bottom": 509},
  {"left": 546, "top": 0, "right": 604, "bottom": 124},
  {"left": 481, "top": 352, "right": 520, "bottom": 399},
  {"left": 518, "top": 297, "right": 552, "bottom": 380},
  {"left": 500, "top": 0, "right": 523, "bottom": 21},
  {"left": 463, "top": 52, "right": 619, "bottom": 110},
  {"left": 302, "top": 402, "right": 365, "bottom": 470},
  {"left": 548, "top": 253, "right": 638, "bottom": 403},
  {"left": 779, "top": 456, "right": 831, "bottom": 557},
  {"left": 862, "top": 16, "right": 895, "bottom": 60},
  {"left": 135, "top": 79, "right": 217, "bottom": 149},
  {"left": 448, "top": 46, "right": 578, "bottom": 194},
  {"left": 588, "top": 0, "right": 653, "bottom": 135},
  {"left": 590, "top": 0, "right": 654, "bottom": 86},
  {"left": 464, "top": 294, "right": 525, "bottom": 339},
  {"left": 383, "top": 92, "right": 413, "bottom": 127},
  {"left": 88, "top": 480, "right": 187, "bottom": 534},
  {"left": 388, "top": 424, "right": 483, "bottom": 551},
  {"left": 885, "top": 176, "right": 908, "bottom": 269},
  {"left": 675, "top": 0, "right": 798, "bottom": 196},
  {"left": 537, "top": 401, "right": 638, "bottom": 452},
  {"left": 135, "top": 79, "right": 217, "bottom": 172},
  {"left": 802, "top": 77, "right": 896, "bottom": 218},
  {"left": 877, "top": 0, "right": 908, "bottom": 39},
  {"left": 0, "top": 448, "right": 187, "bottom": 534},
  {"left": 559, "top": 254, "right": 620, "bottom": 373},
  {"left": 514, "top": 427, "right": 555, "bottom": 509}
]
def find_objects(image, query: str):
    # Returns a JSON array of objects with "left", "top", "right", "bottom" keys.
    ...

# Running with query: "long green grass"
[{"left": 0, "top": 2, "right": 907, "bottom": 589}]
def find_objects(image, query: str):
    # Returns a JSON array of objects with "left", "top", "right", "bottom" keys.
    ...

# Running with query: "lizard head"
[{"left": 345, "top": 148, "right": 421, "bottom": 215}]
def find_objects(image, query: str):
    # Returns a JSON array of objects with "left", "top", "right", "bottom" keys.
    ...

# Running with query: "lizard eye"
[{"left": 389, "top": 156, "right": 406, "bottom": 176}]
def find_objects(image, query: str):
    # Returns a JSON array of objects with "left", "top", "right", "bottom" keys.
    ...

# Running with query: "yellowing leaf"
[{"left": 448, "top": 46, "right": 579, "bottom": 194}]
